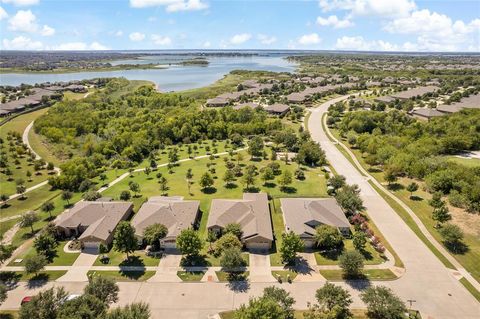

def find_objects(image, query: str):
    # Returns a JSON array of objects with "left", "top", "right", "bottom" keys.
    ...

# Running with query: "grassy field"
[
  {"left": 319, "top": 269, "right": 397, "bottom": 281},
  {"left": 8, "top": 241, "right": 80, "bottom": 266},
  {"left": 177, "top": 271, "right": 206, "bottom": 281},
  {"left": 314, "top": 239, "right": 386, "bottom": 266},
  {"left": 445, "top": 156, "right": 480, "bottom": 168},
  {"left": 86, "top": 270, "right": 155, "bottom": 281},
  {"left": 0, "top": 108, "right": 48, "bottom": 139},
  {"left": 93, "top": 249, "right": 161, "bottom": 267}
]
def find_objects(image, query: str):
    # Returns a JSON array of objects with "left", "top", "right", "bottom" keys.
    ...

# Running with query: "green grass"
[
  {"left": 93, "top": 249, "right": 160, "bottom": 267},
  {"left": 221, "top": 309, "right": 376, "bottom": 319},
  {"left": 319, "top": 269, "right": 397, "bottom": 281},
  {"left": 0, "top": 108, "right": 48, "bottom": 139},
  {"left": 446, "top": 156, "right": 480, "bottom": 168},
  {"left": 0, "top": 310, "right": 18, "bottom": 319},
  {"left": 314, "top": 240, "right": 386, "bottom": 266},
  {"left": 86, "top": 270, "right": 155, "bottom": 281},
  {"left": 215, "top": 271, "right": 249, "bottom": 282},
  {"left": 0, "top": 218, "right": 19, "bottom": 240},
  {"left": 0, "top": 270, "right": 67, "bottom": 282},
  {"left": 8, "top": 241, "right": 79, "bottom": 266},
  {"left": 459, "top": 277, "right": 480, "bottom": 302},
  {"left": 177, "top": 270, "right": 206, "bottom": 281},
  {"left": 28, "top": 129, "right": 64, "bottom": 166},
  {"left": 271, "top": 270, "right": 297, "bottom": 282},
  {"left": 269, "top": 199, "right": 288, "bottom": 266}
]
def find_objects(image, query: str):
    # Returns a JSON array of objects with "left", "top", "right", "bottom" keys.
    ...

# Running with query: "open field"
[{"left": 8, "top": 241, "right": 80, "bottom": 267}]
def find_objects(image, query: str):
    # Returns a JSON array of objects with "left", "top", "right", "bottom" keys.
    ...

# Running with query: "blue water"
[{"left": 0, "top": 54, "right": 296, "bottom": 92}]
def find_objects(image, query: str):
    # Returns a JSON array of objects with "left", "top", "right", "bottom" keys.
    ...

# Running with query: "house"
[
  {"left": 287, "top": 92, "right": 308, "bottom": 103},
  {"left": 206, "top": 97, "right": 229, "bottom": 107},
  {"left": 374, "top": 96, "right": 395, "bottom": 104},
  {"left": 409, "top": 108, "right": 446, "bottom": 120},
  {"left": 437, "top": 94, "right": 480, "bottom": 114},
  {"left": 131, "top": 196, "right": 200, "bottom": 249},
  {"left": 55, "top": 200, "right": 133, "bottom": 249},
  {"left": 390, "top": 86, "right": 438, "bottom": 100},
  {"left": 280, "top": 198, "right": 350, "bottom": 248},
  {"left": 264, "top": 103, "right": 290, "bottom": 116},
  {"left": 207, "top": 193, "right": 273, "bottom": 250},
  {"left": 233, "top": 102, "right": 260, "bottom": 110}
]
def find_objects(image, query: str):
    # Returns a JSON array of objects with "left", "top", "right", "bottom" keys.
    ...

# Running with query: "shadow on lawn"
[
  {"left": 119, "top": 255, "right": 146, "bottom": 267},
  {"left": 27, "top": 273, "right": 49, "bottom": 288}
]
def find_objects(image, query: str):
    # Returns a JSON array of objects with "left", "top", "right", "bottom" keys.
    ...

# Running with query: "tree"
[
  {"left": 242, "top": 166, "right": 256, "bottom": 189},
  {"left": 20, "top": 211, "right": 38, "bottom": 234},
  {"left": 61, "top": 190, "right": 73, "bottom": 205},
  {"left": 215, "top": 232, "right": 242, "bottom": 255},
  {"left": 176, "top": 228, "right": 203, "bottom": 257},
  {"left": 306, "top": 282, "right": 352, "bottom": 319},
  {"left": 220, "top": 248, "right": 246, "bottom": 271},
  {"left": 428, "top": 192, "right": 444, "bottom": 209},
  {"left": 234, "top": 292, "right": 288, "bottom": 319},
  {"left": 0, "top": 244, "right": 14, "bottom": 264},
  {"left": 280, "top": 231, "right": 304, "bottom": 264},
  {"left": 84, "top": 275, "right": 119, "bottom": 305},
  {"left": 120, "top": 190, "right": 131, "bottom": 201},
  {"left": 315, "top": 225, "right": 343, "bottom": 250},
  {"left": 24, "top": 254, "right": 48, "bottom": 276},
  {"left": 335, "top": 184, "right": 363, "bottom": 215},
  {"left": 104, "top": 302, "right": 150, "bottom": 319},
  {"left": 19, "top": 287, "right": 67, "bottom": 319},
  {"left": 406, "top": 182, "right": 419, "bottom": 198},
  {"left": 262, "top": 286, "right": 295, "bottom": 319},
  {"left": 113, "top": 221, "right": 137, "bottom": 259},
  {"left": 338, "top": 250, "right": 364, "bottom": 278},
  {"left": 236, "top": 152, "right": 244, "bottom": 165},
  {"left": 432, "top": 205, "right": 451, "bottom": 225},
  {"left": 279, "top": 169, "right": 293, "bottom": 191},
  {"left": 296, "top": 140, "right": 326, "bottom": 167},
  {"left": 0, "top": 284, "right": 7, "bottom": 306},
  {"left": 83, "top": 190, "right": 100, "bottom": 201},
  {"left": 34, "top": 232, "right": 58, "bottom": 260},
  {"left": 199, "top": 172, "right": 214, "bottom": 191},
  {"left": 224, "top": 223, "right": 243, "bottom": 239},
  {"left": 262, "top": 167, "right": 275, "bottom": 185},
  {"left": 352, "top": 231, "right": 367, "bottom": 251},
  {"left": 168, "top": 147, "right": 179, "bottom": 164},
  {"left": 384, "top": 169, "right": 397, "bottom": 186},
  {"left": 159, "top": 176, "right": 168, "bottom": 195},
  {"left": 439, "top": 223, "right": 464, "bottom": 253},
  {"left": 26, "top": 170, "right": 32, "bottom": 181},
  {"left": 223, "top": 169, "right": 235, "bottom": 187},
  {"left": 143, "top": 223, "right": 168, "bottom": 250},
  {"left": 41, "top": 201, "right": 55, "bottom": 219},
  {"left": 360, "top": 286, "right": 407, "bottom": 319},
  {"left": 144, "top": 167, "right": 151, "bottom": 177},
  {"left": 57, "top": 294, "right": 107, "bottom": 319},
  {"left": 47, "top": 162, "right": 55, "bottom": 171},
  {"left": 0, "top": 194, "right": 8, "bottom": 207},
  {"left": 16, "top": 184, "right": 26, "bottom": 199},
  {"left": 248, "top": 136, "right": 264, "bottom": 158},
  {"left": 129, "top": 181, "right": 140, "bottom": 197}
]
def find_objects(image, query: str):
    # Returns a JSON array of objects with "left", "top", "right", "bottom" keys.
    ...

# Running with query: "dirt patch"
[{"left": 450, "top": 205, "right": 480, "bottom": 237}]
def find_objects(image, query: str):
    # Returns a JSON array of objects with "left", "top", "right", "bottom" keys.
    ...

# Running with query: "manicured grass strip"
[
  {"left": 221, "top": 309, "right": 378, "bottom": 319},
  {"left": 459, "top": 277, "right": 480, "bottom": 302},
  {"left": 177, "top": 271, "right": 205, "bottom": 282},
  {"left": 86, "top": 270, "right": 155, "bottom": 282},
  {"left": 319, "top": 269, "right": 398, "bottom": 281},
  {"left": 271, "top": 270, "right": 297, "bottom": 282},
  {"left": 0, "top": 270, "right": 67, "bottom": 282},
  {"left": 93, "top": 250, "right": 161, "bottom": 267},
  {"left": 368, "top": 181, "right": 456, "bottom": 270},
  {"left": 215, "top": 271, "right": 249, "bottom": 282},
  {"left": 0, "top": 218, "right": 19, "bottom": 241}
]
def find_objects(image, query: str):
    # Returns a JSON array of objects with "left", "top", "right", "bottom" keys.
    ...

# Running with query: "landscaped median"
[
  {"left": 319, "top": 269, "right": 398, "bottom": 281},
  {"left": 177, "top": 270, "right": 206, "bottom": 281}
]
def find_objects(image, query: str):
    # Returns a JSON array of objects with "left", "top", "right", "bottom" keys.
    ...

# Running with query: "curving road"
[{"left": 308, "top": 95, "right": 480, "bottom": 318}]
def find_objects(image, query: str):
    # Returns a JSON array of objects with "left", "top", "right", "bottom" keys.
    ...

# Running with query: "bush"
[{"left": 448, "top": 190, "right": 465, "bottom": 208}]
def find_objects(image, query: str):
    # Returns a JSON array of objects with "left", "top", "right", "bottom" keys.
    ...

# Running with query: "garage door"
[
  {"left": 83, "top": 241, "right": 100, "bottom": 250},
  {"left": 246, "top": 242, "right": 270, "bottom": 251},
  {"left": 161, "top": 240, "right": 176, "bottom": 249}
]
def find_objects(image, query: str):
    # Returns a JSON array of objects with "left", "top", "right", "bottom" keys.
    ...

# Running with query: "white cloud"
[
  {"left": 129, "top": 32, "right": 145, "bottom": 41},
  {"left": 257, "top": 34, "right": 277, "bottom": 45},
  {"left": 89, "top": 42, "right": 109, "bottom": 50},
  {"left": 40, "top": 24, "right": 54, "bottom": 36},
  {"left": 51, "top": 41, "right": 109, "bottom": 51},
  {"left": 151, "top": 34, "right": 172, "bottom": 45},
  {"left": 319, "top": 0, "right": 416, "bottom": 18},
  {"left": 2, "top": 0, "right": 39, "bottom": 6},
  {"left": 130, "top": 0, "right": 208, "bottom": 12},
  {"left": 115, "top": 30, "right": 123, "bottom": 37},
  {"left": 298, "top": 33, "right": 321, "bottom": 45},
  {"left": 335, "top": 35, "right": 398, "bottom": 51},
  {"left": 0, "top": 6, "right": 8, "bottom": 20},
  {"left": 316, "top": 15, "right": 353, "bottom": 28},
  {"left": 202, "top": 41, "right": 211, "bottom": 48},
  {"left": 385, "top": 9, "right": 480, "bottom": 51},
  {"left": 230, "top": 33, "right": 251, "bottom": 45},
  {"left": 2, "top": 35, "right": 43, "bottom": 49}
]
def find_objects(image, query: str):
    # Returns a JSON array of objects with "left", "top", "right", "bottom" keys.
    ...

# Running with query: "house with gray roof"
[
  {"left": 437, "top": 94, "right": 480, "bottom": 114},
  {"left": 264, "top": 103, "right": 290, "bottom": 116},
  {"left": 390, "top": 85, "right": 438, "bottom": 100},
  {"left": 55, "top": 200, "right": 133, "bottom": 249},
  {"left": 207, "top": 193, "right": 273, "bottom": 250},
  {"left": 131, "top": 196, "right": 200, "bottom": 249},
  {"left": 410, "top": 108, "right": 446, "bottom": 120},
  {"left": 280, "top": 198, "right": 350, "bottom": 248}
]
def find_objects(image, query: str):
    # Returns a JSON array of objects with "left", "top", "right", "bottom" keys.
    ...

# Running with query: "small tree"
[
  {"left": 61, "top": 190, "right": 73, "bottom": 206},
  {"left": 104, "top": 302, "right": 150, "bottom": 319},
  {"left": 24, "top": 254, "right": 48, "bottom": 277},
  {"left": 248, "top": 136, "right": 264, "bottom": 159},
  {"left": 220, "top": 248, "right": 246, "bottom": 271},
  {"left": 242, "top": 167, "right": 256, "bottom": 190},
  {"left": 199, "top": 172, "right": 214, "bottom": 191},
  {"left": 113, "top": 221, "right": 137, "bottom": 259},
  {"left": 307, "top": 282, "right": 352, "bottom": 319},
  {"left": 119, "top": 190, "right": 131, "bottom": 201},
  {"left": 176, "top": 228, "right": 203, "bottom": 257},
  {"left": 280, "top": 231, "right": 304, "bottom": 264},
  {"left": 439, "top": 223, "right": 464, "bottom": 253},
  {"left": 26, "top": 170, "right": 32, "bottom": 182},
  {"left": 262, "top": 286, "right": 295, "bottom": 319},
  {"left": 143, "top": 223, "right": 168, "bottom": 250},
  {"left": 223, "top": 169, "right": 235, "bottom": 187},
  {"left": 384, "top": 169, "right": 397, "bottom": 186},
  {"left": 360, "top": 286, "right": 407, "bottom": 319},
  {"left": 352, "top": 231, "right": 367, "bottom": 251},
  {"left": 406, "top": 182, "right": 419, "bottom": 198},
  {"left": 0, "top": 284, "right": 7, "bottom": 306},
  {"left": 41, "top": 201, "right": 55, "bottom": 219},
  {"left": 159, "top": 176, "right": 168, "bottom": 195},
  {"left": 0, "top": 244, "right": 14, "bottom": 264},
  {"left": 84, "top": 275, "right": 119, "bottom": 305},
  {"left": 19, "top": 287, "right": 67, "bottom": 319},
  {"left": 129, "top": 182, "right": 140, "bottom": 197},
  {"left": 314, "top": 225, "right": 343, "bottom": 250},
  {"left": 279, "top": 169, "right": 293, "bottom": 191},
  {"left": 214, "top": 232, "right": 242, "bottom": 256},
  {"left": 262, "top": 167, "right": 275, "bottom": 186},
  {"left": 0, "top": 194, "right": 8, "bottom": 207},
  {"left": 34, "top": 232, "right": 58, "bottom": 260},
  {"left": 47, "top": 162, "right": 55, "bottom": 171},
  {"left": 432, "top": 205, "right": 451, "bottom": 226},
  {"left": 20, "top": 211, "right": 38, "bottom": 234},
  {"left": 338, "top": 250, "right": 364, "bottom": 278},
  {"left": 16, "top": 184, "right": 26, "bottom": 199},
  {"left": 224, "top": 223, "right": 243, "bottom": 239}
]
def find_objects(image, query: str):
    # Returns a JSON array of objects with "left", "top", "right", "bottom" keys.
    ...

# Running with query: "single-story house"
[
  {"left": 233, "top": 102, "right": 260, "bottom": 110},
  {"left": 206, "top": 97, "right": 229, "bottom": 107},
  {"left": 390, "top": 85, "right": 438, "bottom": 100},
  {"left": 131, "top": 196, "right": 200, "bottom": 249},
  {"left": 374, "top": 96, "right": 395, "bottom": 104},
  {"left": 437, "top": 94, "right": 480, "bottom": 114},
  {"left": 207, "top": 193, "right": 273, "bottom": 250},
  {"left": 264, "top": 103, "right": 290, "bottom": 116},
  {"left": 280, "top": 198, "right": 350, "bottom": 248},
  {"left": 287, "top": 92, "right": 308, "bottom": 103},
  {"left": 409, "top": 108, "right": 446, "bottom": 120},
  {"left": 55, "top": 200, "right": 133, "bottom": 249}
]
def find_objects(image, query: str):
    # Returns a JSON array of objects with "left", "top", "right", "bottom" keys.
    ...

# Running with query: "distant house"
[
  {"left": 206, "top": 97, "right": 229, "bottom": 107},
  {"left": 65, "top": 84, "right": 87, "bottom": 93},
  {"left": 280, "top": 198, "right": 350, "bottom": 248},
  {"left": 374, "top": 96, "right": 395, "bottom": 104},
  {"left": 264, "top": 103, "right": 290, "bottom": 116},
  {"left": 131, "top": 196, "right": 200, "bottom": 249},
  {"left": 207, "top": 193, "right": 273, "bottom": 250},
  {"left": 55, "top": 201, "right": 133, "bottom": 249},
  {"left": 233, "top": 102, "right": 260, "bottom": 110},
  {"left": 390, "top": 86, "right": 438, "bottom": 100},
  {"left": 409, "top": 108, "right": 446, "bottom": 120},
  {"left": 437, "top": 94, "right": 480, "bottom": 114},
  {"left": 287, "top": 92, "right": 308, "bottom": 103}
]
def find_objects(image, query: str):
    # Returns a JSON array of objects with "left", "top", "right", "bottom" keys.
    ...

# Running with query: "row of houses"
[
  {"left": 410, "top": 93, "right": 480, "bottom": 120},
  {"left": 373, "top": 85, "right": 439, "bottom": 104},
  {"left": 206, "top": 80, "right": 275, "bottom": 107},
  {"left": 286, "top": 82, "right": 359, "bottom": 104},
  {"left": 55, "top": 193, "right": 351, "bottom": 251}
]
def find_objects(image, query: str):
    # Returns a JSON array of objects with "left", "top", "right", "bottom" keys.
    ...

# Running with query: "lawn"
[
  {"left": 0, "top": 108, "right": 48, "bottom": 139},
  {"left": 215, "top": 271, "right": 249, "bottom": 282},
  {"left": 459, "top": 277, "right": 480, "bottom": 302},
  {"left": 8, "top": 241, "right": 80, "bottom": 266},
  {"left": 319, "top": 269, "right": 397, "bottom": 281},
  {"left": 271, "top": 270, "right": 298, "bottom": 282},
  {"left": 86, "top": 270, "right": 155, "bottom": 281},
  {"left": 314, "top": 239, "right": 386, "bottom": 266},
  {"left": 93, "top": 249, "right": 160, "bottom": 267},
  {"left": 221, "top": 309, "right": 376, "bottom": 319},
  {"left": 0, "top": 270, "right": 67, "bottom": 282},
  {"left": 446, "top": 156, "right": 480, "bottom": 168},
  {"left": 177, "top": 270, "right": 206, "bottom": 281},
  {"left": 269, "top": 199, "right": 288, "bottom": 266},
  {"left": 0, "top": 218, "right": 18, "bottom": 240}
]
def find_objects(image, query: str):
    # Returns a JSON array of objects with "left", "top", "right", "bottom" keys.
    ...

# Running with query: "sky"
[{"left": 0, "top": 0, "right": 479, "bottom": 52}]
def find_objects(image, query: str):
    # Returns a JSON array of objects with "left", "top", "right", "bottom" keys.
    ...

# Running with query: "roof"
[
  {"left": 131, "top": 196, "right": 200, "bottom": 240},
  {"left": 437, "top": 94, "right": 480, "bottom": 113},
  {"left": 264, "top": 103, "right": 290, "bottom": 114},
  {"left": 411, "top": 108, "right": 446, "bottom": 119},
  {"left": 208, "top": 193, "right": 273, "bottom": 242},
  {"left": 281, "top": 198, "right": 350, "bottom": 238},
  {"left": 287, "top": 92, "right": 307, "bottom": 102},
  {"left": 206, "top": 97, "right": 229, "bottom": 106},
  {"left": 374, "top": 96, "right": 395, "bottom": 103},
  {"left": 56, "top": 201, "right": 133, "bottom": 241},
  {"left": 390, "top": 86, "right": 438, "bottom": 100},
  {"left": 233, "top": 102, "right": 259, "bottom": 110}
]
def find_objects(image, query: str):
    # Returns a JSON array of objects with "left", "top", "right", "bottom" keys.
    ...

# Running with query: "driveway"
[
  {"left": 148, "top": 249, "right": 182, "bottom": 282},
  {"left": 56, "top": 251, "right": 98, "bottom": 282},
  {"left": 248, "top": 251, "right": 274, "bottom": 282},
  {"left": 308, "top": 96, "right": 480, "bottom": 318},
  {"left": 293, "top": 252, "right": 325, "bottom": 282}
]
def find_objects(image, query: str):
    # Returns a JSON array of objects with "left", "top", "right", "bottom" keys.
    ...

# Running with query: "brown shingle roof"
[{"left": 390, "top": 86, "right": 438, "bottom": 100}]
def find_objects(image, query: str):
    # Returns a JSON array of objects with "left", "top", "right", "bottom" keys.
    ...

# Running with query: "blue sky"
[{"left": 0, "top": 0, "right": 479, "bottom": 51}]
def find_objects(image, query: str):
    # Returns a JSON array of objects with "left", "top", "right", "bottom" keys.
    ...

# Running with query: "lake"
[{"left": 0, "top": 55, "right": 296, "bottom": 92}]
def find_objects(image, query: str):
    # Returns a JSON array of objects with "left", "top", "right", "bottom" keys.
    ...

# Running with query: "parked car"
[{"left": 20, "top": 296, "right": 32, "bottom": 305}]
